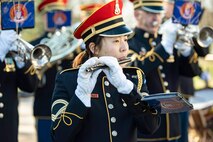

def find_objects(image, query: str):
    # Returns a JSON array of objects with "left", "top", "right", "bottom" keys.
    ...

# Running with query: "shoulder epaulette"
[{"left": 123, "top": 67, "right": 144, "bottom": 91}]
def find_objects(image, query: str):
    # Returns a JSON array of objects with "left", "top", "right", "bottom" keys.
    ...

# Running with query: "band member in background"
[
  {"left": 30, "top": 0, "right": 80, "bottom": 142},
  {"left": 128, "top": 0, "right": 202, "bottom": 142},
  {"left": 0, "top": 29, "right": 37, "bottom": 142},
  {"left": 163, "top": 1, "right": 210, "bottom": 141},
  {"left": 51, "top": 0, "right": 161, "bottom": 141}
]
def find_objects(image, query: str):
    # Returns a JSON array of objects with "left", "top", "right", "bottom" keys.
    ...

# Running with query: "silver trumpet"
[
  {"left": 13, "top": 37, "right": 52, "bottom": 69},
  {"left": 34, "top": 26, "right": 83, "bottom": 80},
  {"left": 174, "top": 25, "right": 213, "bottom": 48},
  {"left": 197, "top": 26, "right": 213, "bottom": 47},
  {"left": 44, "top": 26, "right": 82, "bottom": 64}
]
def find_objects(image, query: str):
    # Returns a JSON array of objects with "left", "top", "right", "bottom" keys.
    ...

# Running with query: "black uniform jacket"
[
  {"left": 51, "top": 67, "right": 161, "bottom": 142},
  {"left": 0, "top": 56, "right": 37, "bottom": 142},
  {"left": 128, "top": 28, "right": 201, "bottom": 141}
]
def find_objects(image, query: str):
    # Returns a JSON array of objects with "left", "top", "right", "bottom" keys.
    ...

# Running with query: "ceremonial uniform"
[
  {"left": 51, "top": 0, "right": 161, "bottom": 141},
  {"left": 128, "top": 1, "right": 201, "bottom": 141},
  {"left": 128, "top": 28, "right": 200, "bottom": 142},
  {"left": 0, "top": 55, "right": 37, "bottom": 142},
  {"left": 51, "top": 67, "right": 160, "bottom": 142},
  {"left": 128, "top": 28, "right": 200, "bottom": 141}
]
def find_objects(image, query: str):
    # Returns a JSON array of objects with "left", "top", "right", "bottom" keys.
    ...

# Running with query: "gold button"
[
  {"left": 111, "top": 117, "right": 116, "bottom": 123},
  {"left": 0, "top": 103, "right": 4, "bottom": 108},
  {"left": 0, "top": 113, "right": 4, "bottom": 118},
  {"left": 106, "top": 93, "right": 111, "bottom": 98},
  {"left": 104, "top": 81, "right": 109, "bottom": 86},
  {"left": 112, "top": 130, "right": 118, "bottom": 136},
  {"left": 152, "top": 41, "right": 157, "bottom": 46},
  {"left": 158, "top": 65, "right": 163, "bottom": 70},
  {"left": 108, "top": 104, "right": 114, "bottom": 109},
  {"left": 144, "top": 32, "right": 149, "bottom": 38},
  {"left": 164, "top": 81, "right": 168, "bottom": 86},
  {"left": 123, "top": 103, "right": 127, "bottom": 107},
  {"left": 161, "top": 73, "right": 165, "bottom": 78}
]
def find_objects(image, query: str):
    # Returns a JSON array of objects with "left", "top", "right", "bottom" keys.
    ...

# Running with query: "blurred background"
[
  {"left": 10, "top": 0, "right": 213, "bottom": 142},
  {"left": 22, "top": 0, "right": 213, "bottom": 90}
]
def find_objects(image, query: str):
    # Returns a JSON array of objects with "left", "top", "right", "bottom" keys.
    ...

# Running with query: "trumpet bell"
[
  {"left": 31, "top": 44, "right": 52, "bottom": 69},
  {"left": 197, "top": 26, "right": 213, "bottom": 48}
]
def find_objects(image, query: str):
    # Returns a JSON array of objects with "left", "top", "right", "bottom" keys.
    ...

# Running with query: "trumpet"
[
  {"left": 86, "top": 57, "right": 132, "bottom": 72},
  {"left": 34, "top": 26, "right": 83, "bottom": 79},
  {"left": 197, "top": 26, "right": 213, "bottom": 47},
  {"left": 44, "top": 26, "right": 83, "bottom": 64},
  {"left": 12, "top": 37, "right": 52, "bottom": 69},
  {"left": 174, "top": 25, "right": 213, "bottom": 49}
]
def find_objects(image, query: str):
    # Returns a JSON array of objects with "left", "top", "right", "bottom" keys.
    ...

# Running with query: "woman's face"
[{"left": 94, "top": 35, "right": 129, "bottom": 61}]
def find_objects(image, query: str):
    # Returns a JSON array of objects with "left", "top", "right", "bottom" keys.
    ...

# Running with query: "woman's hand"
[
  {"left": 99, "top": 56, "right": 133, "bottom": 94},
  {"left": 75, "top": 57, "right": 102, "bottom": 107}
]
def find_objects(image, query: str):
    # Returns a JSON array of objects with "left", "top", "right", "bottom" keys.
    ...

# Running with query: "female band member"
[{"left": 50, "top": 0, "right": 161, "bottom": 142}]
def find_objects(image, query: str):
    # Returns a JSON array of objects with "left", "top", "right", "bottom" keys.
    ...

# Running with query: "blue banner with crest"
[
  {"left": 172, "top": 0, "right": 203, "bottom": 25},
  {"left": 46, "top": 10, "right": 72, "bottom": 29},
  {"left": 1, "top": 0, "right": 35, "bottom": 30}
]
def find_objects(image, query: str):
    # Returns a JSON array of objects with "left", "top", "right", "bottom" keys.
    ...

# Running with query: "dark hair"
[{"left": 72, "top": 35, "right": 103, "bottom": 68}]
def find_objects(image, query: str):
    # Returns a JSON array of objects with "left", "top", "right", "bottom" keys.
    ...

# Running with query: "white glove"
[
  {"left": 161, "top": 19, "right": 182, "bottom": 55},
  {"left": 99, "top": 56, "right": 134, "bottom": 94},
  {"left": 75, "top": 57, "right": 102, "bottom": 107},
  {"left": 174, "top": 42, "right": 192, "bottom": 57},
  {"left": 200, "top": 71, "right": 211, "bottom": 81},
  {"left": 0, "top": 30, "right": 18, "bottom": 61}
]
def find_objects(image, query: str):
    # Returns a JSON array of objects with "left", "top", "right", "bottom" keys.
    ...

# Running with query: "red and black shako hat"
[
  {"left": 74, "top": 0, "right": 132, "bottom": 43},
  {"left": 129, "top": 0, "right": 164, "bottom": 13}
]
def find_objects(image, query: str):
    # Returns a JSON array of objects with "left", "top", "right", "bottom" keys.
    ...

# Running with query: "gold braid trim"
[
  {"left": 148, "top": 38, "right": 164, "bottom": 62},
  {"left": 53, "top": 112, "right": 83, "bottom": 130},
  {"left": 137, "top": 50, "right": 164, "bottom": 63},
  {"left": 189, "top": 52, "right": 198, "bottom": 64},
  {"left": 137, "top": 38, "right": 164, "bottom": 62},
  {"left": 150, "top": 52, "right": 164, "bottom": 62},
  {"left": 24, "top": 65, "right": 36, "bottom": 75},
  {"left": 136, "top": 70, "right": 143, "bottom": 91},
  {"left": 137, "top": 48, "right": 154, "bottom": 61}
]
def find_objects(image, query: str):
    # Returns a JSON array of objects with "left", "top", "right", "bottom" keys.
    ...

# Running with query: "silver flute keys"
[{"left": 86, "top": 57, "right": 132, "bottom": 72}]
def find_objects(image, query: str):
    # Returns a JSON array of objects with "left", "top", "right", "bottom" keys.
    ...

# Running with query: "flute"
[{"left": 86, "top": 57, "right": 132, "bottom": 72}]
